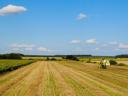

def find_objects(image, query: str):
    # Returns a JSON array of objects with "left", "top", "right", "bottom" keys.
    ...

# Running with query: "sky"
[{"left": 0, "top": 0, "right": 128, "bottom": 56}]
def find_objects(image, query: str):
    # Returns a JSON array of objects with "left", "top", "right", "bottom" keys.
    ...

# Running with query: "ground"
[{"left": 0, "top": 61, "right": 128, "bottom": 96}]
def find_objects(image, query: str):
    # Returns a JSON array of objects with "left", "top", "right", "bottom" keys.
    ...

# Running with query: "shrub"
[
  {"left": 92, "top": 62, "right": 97, "bottom": 64},
  {"left": 86, "top": 58, "right": 91, "bottom": 63},
  {"left": 65, "top": 55, "right": 79, "bottom": 61},
  {"left": 118, "top": 63, "right": 125, "bottom": 66},
  {"left": 46, "top": 57, "right": 50, "bottom": 60},
  {"left": 50, "top": 58, "right": 57, "bottom": 61},
  {"left": 109, "top": 60, "right": 118, "bottom": 65}
]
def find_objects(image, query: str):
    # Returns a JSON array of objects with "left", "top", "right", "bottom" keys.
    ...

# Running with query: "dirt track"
[{"left": 0, "top": 61, "right": 128, "bottom": 96}]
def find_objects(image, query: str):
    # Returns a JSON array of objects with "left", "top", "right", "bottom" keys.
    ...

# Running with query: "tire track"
[
  {"left": 48, "top": 62, "right": 76, "bottom": 96},
  {"left": 41, "top": 61, "right": 62, "bottom": 96}
]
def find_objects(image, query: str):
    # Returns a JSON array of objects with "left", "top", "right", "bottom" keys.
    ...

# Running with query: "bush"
[
  {"left": 86, "top": 58, "right": 91, "bottom": 63},
  {"left": 65, "top": 55, "right": 79, "bottom": 61},
  {"left": 118, "top": 63, "right": 125, "bottom": 66},
  {"left": 92, "top": 62, "right": 97, "bottom": 64},
  {"left": 46, "top": 57, "right": 50, "bottom": 60},
  {"left": 109, "top": 60, "right": 118, "bottom": 65},
  {"left": 50, "top": 58, "right": 57, "bottom": 61}
]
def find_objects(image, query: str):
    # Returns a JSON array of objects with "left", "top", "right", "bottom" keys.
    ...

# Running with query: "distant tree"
[
  {"left": 46, "top": 57, "right": 50, "bottom": 60},
  {"left": 0, "top": 53, "right": 22, "bottom": 59},
  {"left": 65, "top": 55, "right": 79, "bottom": 61},
  {"left": 115, "top": 54, "right": 128, "bottom": 58},
  {"left": 8, "top": 53, "right": 22, "bottom": 59},
  {"left": 109, "top": 60, "right": 118, "bottom": 65},
  {"left": 50, "top": 58, "right": 57, "bottom": 61}
]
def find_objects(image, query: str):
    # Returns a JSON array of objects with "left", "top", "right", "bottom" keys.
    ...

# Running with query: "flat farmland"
[
  {"left": 0, "top": 60, "right": 35, "bottom": 73},
  {"left": 0, "top": 61, "right": 128, "bottom": 96},
  {"left": 117, "top": 61, "right": 128, "bottom": 65}
]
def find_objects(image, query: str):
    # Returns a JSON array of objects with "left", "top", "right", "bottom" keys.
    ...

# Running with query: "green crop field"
[
  {"left": 0, "top": 60, "right": 35, "bottom": 73},
  {"left": 0, "top": 61, "right": 128, "bottom": 96}
]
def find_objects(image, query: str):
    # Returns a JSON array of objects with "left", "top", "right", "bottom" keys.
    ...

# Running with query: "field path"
[{"left": 0, "top": 61, "right": 128, "bottom": 96}]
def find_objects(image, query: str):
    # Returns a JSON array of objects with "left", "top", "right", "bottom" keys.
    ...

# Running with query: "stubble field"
[{"left": 0, "top": 61, "right": 128, "bottom": 96}]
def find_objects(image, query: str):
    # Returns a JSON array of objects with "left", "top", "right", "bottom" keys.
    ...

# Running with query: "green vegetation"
[
  {"left": 118, "top": 63, "right": 126, "bottom": 66},
  {"left": 0, "top": 53, "right": 23, "bottom": 59},
  {"left": 86, "top": 58, "right": 92, "bottom": 63},
  {"left": 0, "top": 60, "right": 35, "bottom": 73},
  {"left": 64, "top": 55, "right": 79, "bottom": 61},
  {"left": 109, "top": 60, "right": 118, "bottom": 65},
  {"left": 115, "top": 54, "right": 128, "bottom": 58}
]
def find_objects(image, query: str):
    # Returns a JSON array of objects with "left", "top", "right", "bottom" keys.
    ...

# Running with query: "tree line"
[
  {"left": 0, "top": 53, "right": 23, "bottom": 59},
  {"left": 115, "top": 54, "right": 128, "bottom": 58}
]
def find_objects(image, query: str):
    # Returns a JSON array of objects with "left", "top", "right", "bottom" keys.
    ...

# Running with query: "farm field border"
[{"left": 0, "top": 60, "right": 36, "bottom": 73}]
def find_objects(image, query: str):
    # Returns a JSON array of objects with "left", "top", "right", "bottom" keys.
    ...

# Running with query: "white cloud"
[
  {"left": 70, "top": 39, "right": 97, "bottom": 45},
  {"left": 12, "top": 48, "right": 22, "bottom": 51},
  {"left": 11, "top": 43, "right": 35, "bottom": 51},
  {"left": 85, "top": 39, "right": 97, "bottom": 44},
  {"left": 72, "top": 49, "right": 86, "bottom": 52},
  {"left": 115, "top": 48, "right": 120, "bottom": 51},
  {"left": 0, "top": 4, "right": 27, "bottom": 16},
  {"left": 95, "top": 48, "right": 100, "bottom": 51},
  {"left": 11, "top": 44, "right": 35, "bottom": 48},
  {"left": 70, "top": 40, "right": 81, "bottom": 44},
  {"left": 50, "top": 49, "right": 65, "bottom": 52},
  {"left": 11, "top": 48, "right": 23, "bottom": 53},
  {"left": 102, "top": 44, "right": 108, "bottom": 47},
  {"left": 118, "top": 43, "right": 128, "bottom": 49},
  {"left": 37, "top": 47, "right": 50, "bottom": 52},
  {"left": 71, "top": 47, "right": 87, "bottom": 52},
  {"left": 109, "top": 41, "right": 118, "bottom": 45},
  {"left": 25, "top": 47, "right": 33, "bottom": 51},
  {"left": 77, "top": 13, "right": 87, "bottom": 20}
]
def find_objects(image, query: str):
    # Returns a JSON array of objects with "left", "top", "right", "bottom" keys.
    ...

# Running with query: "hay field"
[{"left": 0, "top": 61, "right": 128, "bottom": 96}]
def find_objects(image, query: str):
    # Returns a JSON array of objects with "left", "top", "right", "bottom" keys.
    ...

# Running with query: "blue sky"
[{"left": 0, "top": 0, "right": 128, "bottom": 55}]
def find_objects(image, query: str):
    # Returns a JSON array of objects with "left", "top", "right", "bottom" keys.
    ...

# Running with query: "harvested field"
[
  {"left": 0, "top": 61, "right": 128, "bottom": 96},
  {"left": 117, "top": 61, "right": 128, "bottom": 65}
]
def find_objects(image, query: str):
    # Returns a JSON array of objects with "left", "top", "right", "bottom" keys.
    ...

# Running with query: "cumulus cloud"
[
  {"left": 10, "top": 44, "right": 52, "bottom": 52},
  {"left": 77, "top": 13, "right": 87, "bottom": 20},
  {"left": 37, "top": 47, "right": 50, "bottom": 52},
  {"left": 102, "top": 44, "right": 108, "bottom": 47},
  {"left": 70, "top": 39, "right": 97, "bottom": 45},
  {"left": 115, "top": 48, "right": 120, "bottom": 51},
  {"left": 11, "top": 44, "right": 35, "bottom": 48},
  {"left": 85, "top": 39, "right": 97, "bottom": 44},
  {"left": 11, "top": 44, "right": 35, "bottom": 51},
  {"left": 95, "top": 48, "right": 100, "bottom": 51},
  {"left": 25, "top": 47, "right": 33, "bottom": 51},
  {"left": 70, "top": 40, "right": 81, "bottom": 44},
  {"left": 71, "top": 47, "right": 82, "bottom": 52},
  {"left": 12, "top": 48, "right": 22, "bottom": 51},
  {"left": 118, "top": 43, "right": 128, "bottom": 49},
  {"left": 109, "top": 41, "right": 118, "bottom": 45},
  {"left": 0, "top": 4, "right": 27, "bottom": 16}
]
